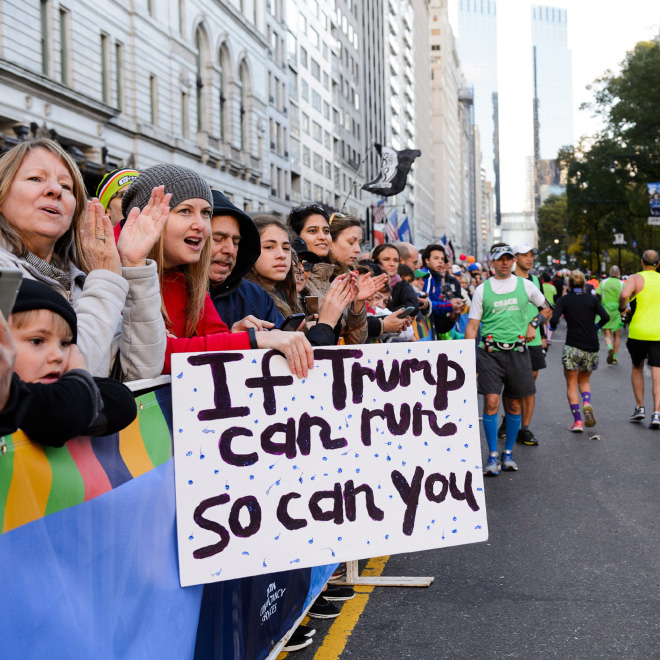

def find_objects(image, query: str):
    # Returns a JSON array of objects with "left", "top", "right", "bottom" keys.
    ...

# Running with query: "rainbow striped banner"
[{"left": 0, "top": 388, "right": 173, "bottom": 535}]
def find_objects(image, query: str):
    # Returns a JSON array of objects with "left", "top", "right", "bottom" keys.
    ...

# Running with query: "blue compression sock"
[
  {"left": 505, "top": 413, "right": 522, "bottom": 452},
  {"left": 482, "top": 413, "right": 499, "bottom": 454}
]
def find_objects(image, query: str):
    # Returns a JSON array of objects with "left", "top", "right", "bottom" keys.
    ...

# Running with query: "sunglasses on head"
[
  {"left": 292, "top": 204, "right": 326, "bottom": 215},
  {"left": 329, "top": 212, "right": 346, "bottom": 226}
]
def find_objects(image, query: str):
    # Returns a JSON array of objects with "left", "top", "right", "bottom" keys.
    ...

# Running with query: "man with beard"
[{"left": 208, "top": 190, "right": 284, "bottom": 330}]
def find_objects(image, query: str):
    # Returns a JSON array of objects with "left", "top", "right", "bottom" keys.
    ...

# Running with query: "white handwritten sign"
[{"left": 172, "top": 341, "right": 487, "bottom": 587}]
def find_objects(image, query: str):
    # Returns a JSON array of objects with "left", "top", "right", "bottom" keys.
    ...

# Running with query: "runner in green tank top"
[
  {"left": 596, "top": 265, "right": 624, "bottom": 364},
  {"left": 619, "top": 250, "right": 660, "bottom": 428},
  {"left": 541, "top": 272, "right": 557, "bottom": 344},
  {"left": 466, "top": 243, "right": 551, "bottom": 477},
  {"left": 494, "top": 243, "right": 550, "bottom": 447}
]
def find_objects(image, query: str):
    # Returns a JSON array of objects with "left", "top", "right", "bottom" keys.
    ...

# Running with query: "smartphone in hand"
[
  {"left": 0, "top": 269, "right": 22, "bottom": 319},
  {"left": 279, "top": 312, "right": 306, "bottom": 332}
]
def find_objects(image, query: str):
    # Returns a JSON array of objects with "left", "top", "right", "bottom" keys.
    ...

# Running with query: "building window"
[
  {"left": 58, "top": 7, "right": 70, "bottom": 85},
  {"left": 114, "top": 43, "right": 124, "bottom": 109},
  {"left": 40, "top": 0, "right": 50, "bottom": 76},
  {"left": 239, "top": 62, "right": 249, "bottom": 151},
  {"left": 181, "top": 91, "right": 189, "bottom": 138},
  {"left": 100, "top": 33, "right": 110, "bottom": 103},
  {"left": 149, "top": 75, "right": 158, "bottom": 125},
  {"left": 218, "top": 52, "right": 226, "bottom": 141}
]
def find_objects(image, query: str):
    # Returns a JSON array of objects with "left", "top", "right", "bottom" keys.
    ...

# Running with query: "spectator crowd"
[{"left": 1, "top": 139, "right": 659, "bottom": 653}]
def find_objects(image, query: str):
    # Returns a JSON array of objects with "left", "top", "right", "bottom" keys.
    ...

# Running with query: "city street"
[{"left": 286, "top": 323, "right": 660, "bottom": 659}]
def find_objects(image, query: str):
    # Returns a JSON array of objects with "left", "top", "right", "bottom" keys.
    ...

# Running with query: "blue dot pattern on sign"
[
  {"left": 190, "top": 407, "right": 194, "bottom": 412},
  {"left": 324, "top": 373, "right": 327, "bottom": 377},
  {"left": 446, "top": 448, "right": 451, "bottom": 451},
  {"left": 242, "top": 551, "right": 249, "bottom": 555},
  {"left": 375, "top": 453, "right": 379, "bottom": 458},
  {"left": 356, "top": 468, "right": 360, "bottom": 473},
  {"left": 177, "top": 372, "right": 183, "bottom": 379},
  {"left": 477, "top": 487, "right": 483, "bottom": 492},
  {"left": 464, "top": 444, "right": 469, "bottom": 448},
  {"left": 308, "top": 539, "right": 314, "bottom": 544},
  {"left": 338, "top": 537, "right": 342, "bottom": 541},
  {"left": 193, "top": 388, "right": 197, "bottom": 392},
  {"left": 323, "top": 456, "right": 328, "bottom": 461},
  {"left": 385, "top": 534, "right": 389, "bottom": 539},
  {"left": 290, "top": 558, "right": 300, "bottom": 564},
  {"left": 422, "top": 391, "right": 426, "bottom": 395},
  {"left": 284, "top": 407, "right": 288, "bottom": 411},
  {"left": 338, "top": 468, "right": 342, "bottom": 473},
  {"left": 275, "top": 534, "right": 280, "bottom": 540},
  {"left": 310, "top": 395, "right": 315, "bottom": 399},
  {"left": 263, "top": 560, "right": 267, "bottom": 567},
  {"left": 214, "top": 470, "right": 219, "bottom": 474},
  {"left": 402, "top": 461, "right": 406, "bottom": 466},
  {"left": 452, "top": 529, "right": 457, "bottom": 534},
  {"left": 250, "top": 475, "right": 254, "bottom": 480},
  {"left": 292, "top": 396, "right": 295, "bottom": 400},
  {"left": 186, "top": 451, "right": 192, "bottom": 456},
  {"left": 200, "top": 454, "right": 205, "bottom": 459},
  {"left": 475, "top": 525, "right": 482, "bottom": 529},
  {"left": 453, "top": 516, "right": 457, "bottom": 521},
  {"left": 252, "top": 359, "right": 257, "bottom": 363},
  {"left": 188, "top": 480, "right": 193, "bottom": 485},
  {"left": 189, "top": 535, "right": 194, "bottom": 540},
  {"left": 178, "top": 429, "right": 183, "bottom": 433}
]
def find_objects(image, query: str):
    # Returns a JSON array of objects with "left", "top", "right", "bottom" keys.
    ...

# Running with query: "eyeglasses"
[{"left": 300, "top": 260, "right": 315, "bottom": 272}]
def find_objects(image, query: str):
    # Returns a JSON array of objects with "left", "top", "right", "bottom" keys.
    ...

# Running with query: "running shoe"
[
  {"left": 612, "top": 356, "right": 618, "bottom": 365},
  {"left": 497, "top": 419, "right": 506, "bottom": 441},
  {"left": 569, "top": 420, "right": 584, "bottom": 433},
  {"left": 483, "top": 455, "right": 501, "bottom": 476},
  {"left": 583, "top": 404, "right": 596, "bottom": 428},
  {"left": 607, "top": 348, "right": 614, "bottom": 364},
  {"left": 500, "top": 452, "right": 518, "bottom": 471},
  {"left": 516, "top": 428, "right": 538, "bottom": 446},
  {"left": 630, "top": 406, "right": 646, "bottom": 422},
  {"left": 650, "top": 412, "right": 660, "bottom": 430},
  {"left": 298, "top": 625, "right": 316, "bottom": 638}
]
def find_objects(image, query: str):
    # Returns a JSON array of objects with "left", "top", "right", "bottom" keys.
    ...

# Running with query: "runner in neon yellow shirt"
[{"left": 596, "top": 265, "right": 624, "bottom": 364}]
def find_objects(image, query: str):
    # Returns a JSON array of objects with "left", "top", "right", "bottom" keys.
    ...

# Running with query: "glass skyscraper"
[
  {"left": 456, "top": 0, "right": 498, "bottom": 188},
  {"left": 531, "top": 5, "right": 574, "bottom": 160}
]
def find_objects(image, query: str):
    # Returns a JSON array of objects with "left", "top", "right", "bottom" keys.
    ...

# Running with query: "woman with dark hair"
[
  {"left": 549, "top": 269, "right": 610, "bottom": 432},
  {"left": 246, "top": 215, "right": 303, "bottom": 319},
  {"left": 372, "top": 243, "right": 419, "bottom": 316},
  {"left": 0, "top": 138, "right": 167, "bottom": 380},
  {"left": 120, "top": 167, "right": 314, "bottom": 378},
  {"left": 249, "top": 216, "right": 360, "bottom": 346}
]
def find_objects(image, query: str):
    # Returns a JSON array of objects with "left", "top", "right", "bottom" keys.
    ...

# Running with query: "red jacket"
[{"left": 162, "top": 271, "right": 250, "bottom": 374}]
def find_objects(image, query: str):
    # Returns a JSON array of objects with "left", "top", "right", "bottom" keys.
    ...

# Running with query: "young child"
[
  {"left": 369, "top": 284, "right": 415, "bottom": 342},
  {"left": 7, "top": 279, "right": 137, "bottom": 447}
]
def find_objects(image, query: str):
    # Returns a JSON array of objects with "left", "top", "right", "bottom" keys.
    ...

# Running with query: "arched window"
[
  {"left": 218, "top": 51, "right": 226, "bottom": 141},
  {"left": 195, "top": 26, "right": 210, "bottom": 132},
  {"left": 239, "top": 61, "right": 250, "bottom": 151}
]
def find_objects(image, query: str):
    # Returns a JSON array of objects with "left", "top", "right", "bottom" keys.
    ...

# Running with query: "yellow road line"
[
  {"left": 313, "top": 556, "right": 390, "bottom": 660},
  {"left": 277, "top": 557, "right": 390, "bottom": 660}
]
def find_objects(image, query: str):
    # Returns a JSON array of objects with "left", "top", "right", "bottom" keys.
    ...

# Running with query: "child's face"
[
  {"left": 11, "top": 310, "right": 73, "bottom": 384},
  {"left": 373, "top": 291, "right": 390, "bottom": 309},
  {"left": 412, "top": 277, "right": 425, "bottom": 291}
]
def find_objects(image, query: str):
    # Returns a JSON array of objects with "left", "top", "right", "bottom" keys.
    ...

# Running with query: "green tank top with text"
[{"left": 481, "top": 277, "right": 530, "bottom": 346}]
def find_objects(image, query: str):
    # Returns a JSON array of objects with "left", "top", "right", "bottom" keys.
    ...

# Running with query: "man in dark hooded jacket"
[{"left": 208, "top": 190, "right": 285, "bottom": 329}]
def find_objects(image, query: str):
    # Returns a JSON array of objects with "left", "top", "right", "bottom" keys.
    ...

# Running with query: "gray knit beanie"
[{"left": 121, "top": 163, "right": 213, "bottom": 218}]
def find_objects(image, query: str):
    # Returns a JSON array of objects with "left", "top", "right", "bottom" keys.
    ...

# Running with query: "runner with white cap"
[{"left": 465, "top": 243, "right": 551, "bottom": 476}]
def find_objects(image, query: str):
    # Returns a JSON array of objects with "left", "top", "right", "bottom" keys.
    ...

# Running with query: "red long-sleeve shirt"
[{"left": 162, "top": 271, "right": 250, "bottom": 374}]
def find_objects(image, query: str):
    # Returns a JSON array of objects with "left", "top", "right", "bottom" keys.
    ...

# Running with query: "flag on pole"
[
  {"left": 385, "top": 209, "right": 399, "bottom": 243},
  {"left": 362, "top": 144, "right": 421, "bottom": 197},
  {"left": 398, "top": 216, "right": 412, "bottom": 243},
  {"left": 371, "top": 199, "right": 386, "bottom": 225}
]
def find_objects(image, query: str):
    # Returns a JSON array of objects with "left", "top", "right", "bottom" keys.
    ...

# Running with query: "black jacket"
[
  {"left": 390, "top": 280, "right": 420, "bottom": 316},
  {"left": 208, "top": 190, "right": 265, "bottom": 319}
]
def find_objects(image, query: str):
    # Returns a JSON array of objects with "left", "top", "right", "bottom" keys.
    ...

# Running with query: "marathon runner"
[
  {"left": 596, "top": 265, "right": 624, "bottom": 365},
  {"left": 465, "top": 243, "right": 551, "bottom": 476},
  {"left": 619, "top": 250, "right": 660, "bottom": 429}
]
